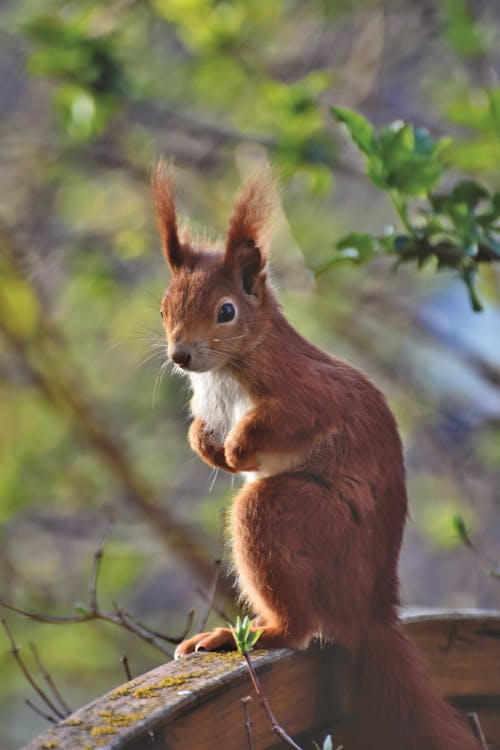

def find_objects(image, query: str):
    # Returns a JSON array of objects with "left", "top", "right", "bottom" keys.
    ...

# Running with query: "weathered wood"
[{"left": 23, "top": 609, "right": 500, "bottom": 750}]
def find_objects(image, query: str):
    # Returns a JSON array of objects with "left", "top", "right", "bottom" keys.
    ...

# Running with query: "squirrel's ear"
[
  {"left": 224, "top": 167, "right": 277, "bottom": 294},
  {"left": 151, "top": 161, "right": 183, "bottom": 270}
]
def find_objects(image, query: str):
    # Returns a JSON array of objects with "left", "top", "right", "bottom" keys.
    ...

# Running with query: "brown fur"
[{"left": 154, "top": 167, "right": 478, "bottom": 750}]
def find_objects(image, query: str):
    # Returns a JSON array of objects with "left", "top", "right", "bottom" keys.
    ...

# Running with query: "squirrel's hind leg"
[{"left": 229, "top": 474, "right": 337, "bottom": 650}]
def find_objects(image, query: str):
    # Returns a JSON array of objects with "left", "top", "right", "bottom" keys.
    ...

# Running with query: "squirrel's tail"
[{"left": 347, "top": 621, "right": 478, "bottom": 750}]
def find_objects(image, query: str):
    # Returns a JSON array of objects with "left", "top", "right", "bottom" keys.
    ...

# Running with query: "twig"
[
  {"left": 242, "top": 651, "right": 304, "bottom": 750},
  {"left": 453, "top": 514, "right": 500, "bottom": 581},
  {"left": 113, "top": 603, "right": 175, "bottom": 658},
  {"left": 89, "top": 526, "right": 112, "bottom": 614},
  {"left": 25, "top": 699, "right": 58, "bottom": 725},
  {"left": 196, "top": 510, "right": 226, "bottom": 633},
  {"left": 29, "top": 642, "right": 71, "bottom": 716},
  {"left": 0, "top": 534, "right": 194, "bottom": 658},
  {"left": 195, "top": 586, "right": 232, "bottom": 623},
  {"left": 468, "top": 712, "right": 489, "bottom": 750},
  {"left": 241, "top": 696, "right": 255, "bottom": 750},
  {"left": 121, "top": 653, "right": 132, "bottom": 681},
  {"left": 124, "top": 607, "right": 195, "bottom": 645},
  {"left": 1, "top": 618, "right": 65, "bottom": 721}
]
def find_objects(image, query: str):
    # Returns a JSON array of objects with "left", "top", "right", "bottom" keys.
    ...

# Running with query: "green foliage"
[
  {"left": 442, "top": 0, "right": 488, "bottom": 57},
  {"left": 229, "top": 615, "right": 262, "bottom": 655},
  {"left": 328, "top": 107, "right": 500, "bottom": 311},
  {"left": 25, "top": 15, "right": 125, "bottom": 140},
  {"left": 332, "top": 107, "right": 446, "bottom": 195}
]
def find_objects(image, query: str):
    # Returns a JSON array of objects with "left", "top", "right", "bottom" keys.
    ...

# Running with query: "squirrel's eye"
[
  {"left": 160, "top": 309, "right": 164, "bottom": 319},
  {"left": 217, "top": 302, "right": 236, "bottom": 323}
]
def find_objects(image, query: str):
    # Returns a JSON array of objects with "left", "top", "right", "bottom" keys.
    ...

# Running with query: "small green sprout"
[
  {"left": 452, "top": 513, "right": 472, "bottom": 547},
  {"left": 313, "top": 734, "right": 342, "bottom": 750},
  {"left": 229, "top": 615, "right": 263, "bottom": 655}
]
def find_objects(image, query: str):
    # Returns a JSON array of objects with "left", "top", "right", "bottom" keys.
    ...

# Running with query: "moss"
[
  {"left": 90, "top": 726, "right": 116, "bottom": 737},
  {"left": 133, "top": 670, "right": 205, "bottom": 699},
  {"left": 108, "top": 681, "right": 141, "bottom": 700},
  {"left": 96, "top": 710, "right": 145, "bottom": 727}
]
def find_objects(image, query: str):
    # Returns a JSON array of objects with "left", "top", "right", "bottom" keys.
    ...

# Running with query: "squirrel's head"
[{"left": 152, "top": 163, "right": 278, "bottom": 373}]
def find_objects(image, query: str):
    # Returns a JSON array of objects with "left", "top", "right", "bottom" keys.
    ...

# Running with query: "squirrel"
[{"left": 152, "top": 163, "right": 478, "bottom": 750}]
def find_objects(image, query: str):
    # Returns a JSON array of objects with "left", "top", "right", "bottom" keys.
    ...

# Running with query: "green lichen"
[
  {"left": 96, "top": 710, "right": 145, "bottom": 727},
  {"left": 108, "top": 680, "right": 141, "bottom": 700},
  {"left": 41, "top": 743, "right": 59, "bottom": 749},
  {"left": 133, "top": 670, "right": 205, "bottom": 699},
  {"left": 64, "top": 719, "right": 83, "bottom": 726},
  {"left": 90, "top": 726, "right": 116, "bottom": 737}
]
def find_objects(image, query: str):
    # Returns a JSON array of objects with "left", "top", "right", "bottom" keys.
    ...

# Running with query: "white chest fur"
[{"left": 189, "top": 369, "right": 251, "bottom": 444}]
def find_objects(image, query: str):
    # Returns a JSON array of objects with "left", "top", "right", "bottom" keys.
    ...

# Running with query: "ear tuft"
[
  {"left": 225, "top": 166, "right": 278, "bottom": 264},
  {"left": 151, "top": 160, "right": 183, "bottom": 269}
]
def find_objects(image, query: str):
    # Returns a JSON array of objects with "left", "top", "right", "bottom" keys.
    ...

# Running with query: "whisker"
[
  {"left": 209, "top": 466, "right": 220, "bottom": 493},
  {"left": 153, "top": 360, "right": 170, "bottom": 407},
  {"left": 136, "top": 350, "right": 167, "bottom": 370},
  {"left": 211, "top": 334, "right": 247, "bottom": 342}
]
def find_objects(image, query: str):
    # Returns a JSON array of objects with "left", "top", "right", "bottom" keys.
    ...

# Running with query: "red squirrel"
[{"left": 153, "top": 164, "right": 478, "bottom": 750}]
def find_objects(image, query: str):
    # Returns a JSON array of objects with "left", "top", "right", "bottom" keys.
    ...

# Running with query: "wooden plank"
[
  {"left": 22, "top": 609, "right": 500, "bottom": 750},
  {"left": 402, "top": 609, "right": 500, "bottom": 698}
]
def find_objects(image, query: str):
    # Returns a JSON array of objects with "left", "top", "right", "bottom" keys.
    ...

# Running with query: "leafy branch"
[
  {"left": 230, "top": 616, "right": 304, "bottom": 750},
  {"left": 323, "top": 107, "right": 500, "bottom": 312},
  {"left": 230, "top": 616, "right": 337, "bottom": 750}
]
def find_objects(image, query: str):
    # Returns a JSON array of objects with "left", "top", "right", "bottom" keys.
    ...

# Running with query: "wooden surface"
[{"left": 23, "top": 609, "right": 500, "bottom": 750}]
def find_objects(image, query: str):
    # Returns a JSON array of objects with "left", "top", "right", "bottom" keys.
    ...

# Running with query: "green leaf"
[
  {"left": 461, "top": 264, "right": 484, "bottom": 312},
  {"left": 331, "top": 106, "right": 376, "bottom": 156},
  {"left": 74, "top": 602, "right": 92, "bottom": 616},
  {"left": 443, "top": 0, "right": 487, "bottom": 57},
  {"left": 247, "top": 629, "right": 263, "bottom": 650},
  {"left": 336, "top": 233, "right": 376, "bottom": 263},
  {"left": 389, "top": 159, "right": 443, "bottom": 196},
  {"left": 452, "top": 513, "right": 471, "bottom": 547},
  {"left": 451, "top": 180, "right": 489, "bottom": 207},
  {"left": 378, "top": 121, "right": 415, "bottom": 168},
  {"left": 322, "top": 735, "right": 333, "bottom": 750},
  {"left": 373, "top": 122, "right": 444, "bottom": 195}
]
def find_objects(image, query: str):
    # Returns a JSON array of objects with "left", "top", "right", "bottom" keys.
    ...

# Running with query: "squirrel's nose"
[{"left": 170, "top": 346, "right": 191, "bottom": 369}]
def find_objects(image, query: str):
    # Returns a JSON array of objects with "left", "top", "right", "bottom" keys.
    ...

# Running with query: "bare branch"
[
  {"left": 127, "top": 608, "right": 195, "bottom": 645},
  {"left": 89, "top": 525, "right": 112, "bottom": 614},
  {"left": 113, "top": 603, "right": 174, "bottom": 658},
  {"left": 1, "top": 618, "right": 65, "bottom": 721},
  {"left": 241, "top": 696, "right": 255, "bottom": 750},
  {"left": 25, "top": 699, "right": 58, "bottom": 725},
  {"left": 121, "top": 653, "right": 132, "bottom": 682},
  {"left": 196, "top": 510, "right": 226, "bottom": 634},
  {"left": 243, "top": 651, "right": 304, "bottom": 750},
  {"left": 0, "top": 535, "right": 196, "bottom": 659},
  {"left": 29, "top": 642, "right": 71, "bottom": 717},
  {"left": 468, "top": 712, "right": 490, "bottom": 750}
]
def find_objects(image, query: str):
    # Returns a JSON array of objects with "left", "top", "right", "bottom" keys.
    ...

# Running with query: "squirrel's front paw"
[
  {"left": 189, "top": 419, "right": 235, "bottom": 472},
  {"left": 224, "top": 441, "right": 259, "bottom": 472}
]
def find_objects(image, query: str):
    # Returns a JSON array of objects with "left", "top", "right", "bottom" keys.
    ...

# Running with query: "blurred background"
[{"left": 0, "top": 0, "right": 499, "bottom": 747}]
